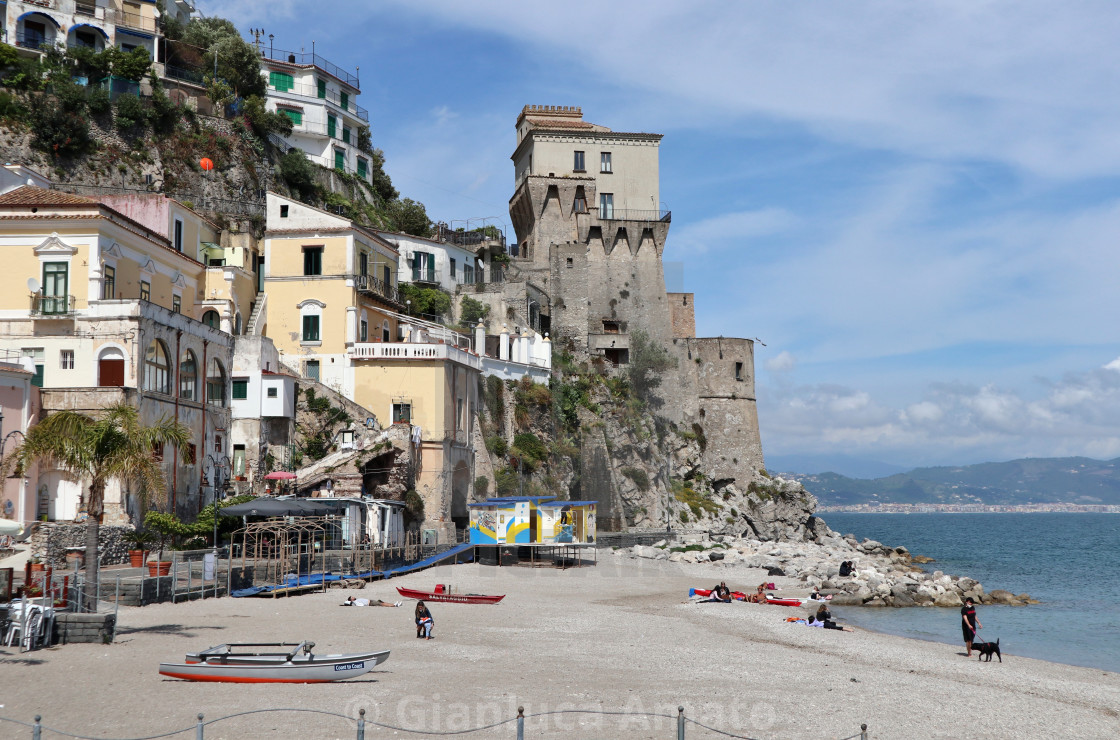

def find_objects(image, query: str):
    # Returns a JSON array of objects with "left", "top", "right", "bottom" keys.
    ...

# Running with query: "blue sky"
[{"left": 203, "top": 1, "right": 1120, "bottom": 473}]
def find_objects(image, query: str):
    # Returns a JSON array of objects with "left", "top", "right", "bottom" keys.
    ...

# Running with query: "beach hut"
[{"left": 468, "top": 497, "right": 597, "bottom": 545}]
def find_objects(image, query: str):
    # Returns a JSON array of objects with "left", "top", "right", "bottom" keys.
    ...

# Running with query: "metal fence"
[{"left": 0, "top": 707, "right": 871, "bottom": 739}]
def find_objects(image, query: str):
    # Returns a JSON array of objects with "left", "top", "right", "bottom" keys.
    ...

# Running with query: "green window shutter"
[
  {"left": 302, "top": 315, "right": 320, "bottom": 342},
  {"left": 334, "top": 149, "right": 344, "bottom": 170},
  {"left": 411, "top": 253, "right": 420, "bottom": 281},
  {"left": 282, "top": 109, "right": 302, "bottom": 125},
  {"left": 269, "top": 71, "right": 293, "bottom": 91},
  {"left": 31, "top": 364, "right": 44, "bottom": 388},
  {"left": 317, "top": 79, "right": 326, "bottom": 99},
  {"left": 342, "top": 127, "right": 351, "bottom": 144},
  {"left": 427, "top": 255, "right": 435, "bottom": 283},
  {"left": 340, "top": 91, "right": 348, "bottom": 110},
  {"left": 357, "top": 158, "right": 368, "bottom": 178},
  {"left": 232, "top": 380, "right": 248, "bottom": 400},
  {"left": 327, "top": 115, "right": 336, "bottom": 138}
]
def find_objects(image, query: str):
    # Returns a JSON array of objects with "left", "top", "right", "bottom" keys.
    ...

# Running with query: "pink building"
[{"left": 0, "top": 352, "right": 40, "bottom": 526}]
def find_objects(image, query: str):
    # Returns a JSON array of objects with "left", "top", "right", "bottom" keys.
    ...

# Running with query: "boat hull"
[
  {"left": 395, "top": 586, "right": 504, "bottom": 604},
  {"left": 185, "top": 649, "right": 389, "bottom": 667},
  {"left": 160, "top": 655, "right": 381, "bottom": 683}
]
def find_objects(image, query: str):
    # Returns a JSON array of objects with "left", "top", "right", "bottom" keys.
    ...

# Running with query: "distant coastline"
[{"left": 817, "top": 503, "right": 1120, "bottom": 513}]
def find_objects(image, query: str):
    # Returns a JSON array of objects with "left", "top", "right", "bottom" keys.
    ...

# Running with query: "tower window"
[
  {"left": 600, "top": 152, "right": 612, "bottom": 173},
  {"left": 735, "top": 362, "right": 744, "bottom": 381},
  {"left": 573, "top": 150, "right": 585, "bottom": 172}
]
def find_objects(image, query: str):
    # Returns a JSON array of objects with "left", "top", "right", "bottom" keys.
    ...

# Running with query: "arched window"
[
  {"left": 143, "top": 340, "right": 170, "bottom": 394},
  {"left": 179, "top": 350, "right": 197, "bottom": 400},
  {"left": 202, "top": 310, "right": 220, "bottom": 329},
  {"left": 206, "top": 358, "right": 226, "bottom": 407},
  {"left": 382, "top": 319, "right": 390, "bottom": 343}
]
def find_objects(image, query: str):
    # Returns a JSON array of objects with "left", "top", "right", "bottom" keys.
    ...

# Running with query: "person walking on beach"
[{"left": 961, "top": 597, "right": 982, "bottom": 657}]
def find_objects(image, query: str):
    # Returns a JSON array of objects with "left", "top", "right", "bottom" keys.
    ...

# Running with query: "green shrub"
[
  {"left": 460, "top": 296, "right": 491, "bottom": 329},
  {"left": 398, "top": 284, "right": 452, "bottom": 320},
  {"left": 627, "top": 328, "right": 677, "bottom": 408},
  {"left": 278, "top": 149, "right": 319, "bottom": 201},
  {"left": 485, "top": 436, "right": 508, "bottom": 457},
  {"left": 148, "top": 82, "right": 180, "bottom": 134},
  {"left": 0, "top": 91, "right": 26, "bottom": 119},
  {"left": 494, "top": 467, "right": 519, "bottom": 496},
  {"left": 474, "top": 476, "right": 489, "bottom": 497},
  {"left": 512, "top": 432, "right": 547, "bottom": 462},
  {"left": 86, "top": 86, "right": 111, "bottom": 115},
  {"left": 403, "top": 489, "right": 424, "bottom": 524},
  {"left": 115, "top": 92, "right": 146, "bottom": 130},
  {"left": 31, "top": 98, "right": 92, "bottom": 158},
  {"left": 621, "top": 466, "right": 651, "bottom": 492},
  {"left": 53, "top": 81, "right": 88, "bottom": 114}
]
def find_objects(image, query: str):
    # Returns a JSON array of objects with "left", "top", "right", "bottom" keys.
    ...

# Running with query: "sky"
[{"left": 201, "top": 0, "right": 1120, "bottom": 475}]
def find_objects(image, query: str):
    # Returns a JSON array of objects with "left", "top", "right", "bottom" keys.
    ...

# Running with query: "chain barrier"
[{"left": 0, "top": 708, "right": 870, "bottom": 739}]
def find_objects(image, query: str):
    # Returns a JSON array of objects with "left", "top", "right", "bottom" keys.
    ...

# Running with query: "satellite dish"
[{"left": 27, "top": 277, "right": 40, "bottom": 293}]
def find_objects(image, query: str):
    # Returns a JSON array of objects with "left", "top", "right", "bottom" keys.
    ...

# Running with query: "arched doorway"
[{"left": 450, "top": 461, "right": 470, "bottom": 532}]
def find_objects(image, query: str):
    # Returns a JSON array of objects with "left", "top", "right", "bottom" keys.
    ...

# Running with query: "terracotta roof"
[{"left": 0, "top": 186, "right": 95, "bottom": 207}]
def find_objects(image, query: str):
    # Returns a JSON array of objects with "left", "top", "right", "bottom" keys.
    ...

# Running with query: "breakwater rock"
[{"left": 618, "top": 531, "right": 1037, "bottom": 607}]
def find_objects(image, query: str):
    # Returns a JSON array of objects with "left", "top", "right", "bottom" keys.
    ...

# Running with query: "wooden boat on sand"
[
  {"left": 161, "top": 641, "right": 388, "bottom": 683},
  {"left": 395, "top": 586, "right": 505, "bottom": 604}
]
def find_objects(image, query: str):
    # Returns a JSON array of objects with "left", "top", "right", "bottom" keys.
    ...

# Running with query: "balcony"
[
  {"left": 109, "top": 8, "right": 157, "bottom": 34},
  {"left": 348, "top": 342, "right": 482, "bottom": 370},
  {"left": 31, "top": 293, "right": 77, "bottom": 316},
  {"left": 354, "top": 274, "right": 402, "bottom": 306},
  {"left": 263, "top": 47, "right": 359, "bottom": 89},
  {"left": 268, "top": 80, "right": 369, "bottom": 122},
  {"left": 598, "top": 207, "right": 671, "bottom": 223}
]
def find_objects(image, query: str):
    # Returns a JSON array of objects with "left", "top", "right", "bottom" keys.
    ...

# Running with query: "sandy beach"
[{"left": 1, "top": 555, "right": 1117, "bottom": 740}]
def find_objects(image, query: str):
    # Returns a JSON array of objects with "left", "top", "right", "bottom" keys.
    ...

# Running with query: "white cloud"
[
  {"left": 671, "top": 209, "right": 795, "bottom": 255},
  {"left": 765, "top": 351, "right": 795, "bottom": 374}
]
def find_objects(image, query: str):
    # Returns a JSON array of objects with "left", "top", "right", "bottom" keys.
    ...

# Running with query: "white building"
[
  {"left": 376, "top": 231, "right": 479, "bottom": 296},
  {"left": 230, "top": 335, "right": 297, "bottom": 491},
  {"left": 260, "top": 45, "right": 372, "bottom": 182}
]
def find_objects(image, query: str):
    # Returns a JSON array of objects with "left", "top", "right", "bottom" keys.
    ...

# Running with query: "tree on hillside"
[
  {"left": 183, "top": 17, "right": 265, "bottom": 99},
  {"left": 2, "top": 404, "right": 190, "bottom": 607},
  {"left": 392, "top": 198, "right": 432, "bottom": 237},
  {"left": 627, "top": 328, "right": 677, "bottom": 409}
]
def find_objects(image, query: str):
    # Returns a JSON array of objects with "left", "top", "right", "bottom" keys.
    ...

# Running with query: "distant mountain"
[
  {"left": 782, "top": 456, "right": 1120, "bottom": 506},
  {"left": 767, "top": 454, "right": 910, "bottom": 480}
]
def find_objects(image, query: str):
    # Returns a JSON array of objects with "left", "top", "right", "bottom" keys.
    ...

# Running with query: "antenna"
[{"left": 27, "top": 277, "right": 40, "bottom": 293}]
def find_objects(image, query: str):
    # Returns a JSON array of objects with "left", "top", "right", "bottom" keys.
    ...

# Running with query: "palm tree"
[{"left": 2, "top": 403, "right": 190, "bottom": 608}]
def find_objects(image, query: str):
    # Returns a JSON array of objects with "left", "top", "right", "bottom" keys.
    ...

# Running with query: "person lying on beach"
[
  {"left": 342, "top": 596, "right": 402, "bottom": 607},
  {"left": 415, "top": 600, "right": 434, "bottom": 639}
]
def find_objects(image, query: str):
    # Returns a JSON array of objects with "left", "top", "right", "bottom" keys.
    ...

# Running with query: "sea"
[{"left": 820, "top": 512, "right": 1120, "bottom": 674}]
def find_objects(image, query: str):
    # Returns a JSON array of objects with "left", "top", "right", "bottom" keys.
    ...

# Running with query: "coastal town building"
[
  {"left": 0, "top": 352, "right": 40, "bottom": 525},
  {"left": 503, "top": 105, "right": 764, "bottom": 527},
  {"left": 229, "top": 335, "right": 297, "bottom": 493},
  {"left": 0, "top": 186, "right": 234, "bottom": 522},
  {"left": 376, "top": 230, "right": 479, "bottom": 299},
  {"left": 259, "top": 44, "right": 371, "bottom": 181}
]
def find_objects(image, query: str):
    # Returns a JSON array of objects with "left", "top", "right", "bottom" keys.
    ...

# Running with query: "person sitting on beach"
[
  {"left": 808, "top": 605, "right": 854, "bottom": 631},
  {"left": 343, "top": 595, "right": 401, "bottom": 607},
  {"left": 748, "top": 583, "right": 767, "bottom": 603},
  {"left": 809, "top": 586, "right": 824, "bottom": 601},
  {"left": 707, "top": 581, "right": 732, "bottom": 602},
  {"left": 415, "top": 600, "right": 434, "bottom": 639},
  {"left": 839, "top": 561, "right": 853, "bottom": 577}
]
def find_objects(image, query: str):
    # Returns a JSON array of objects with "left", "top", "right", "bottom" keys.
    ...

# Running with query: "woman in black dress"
[{"left": 415, "top": 600, "right": 434, "bottom": 639}]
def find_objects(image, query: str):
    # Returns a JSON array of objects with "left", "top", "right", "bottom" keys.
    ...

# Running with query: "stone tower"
[{"left": 507, "top": 106, "right": 765, "bottom": 522}]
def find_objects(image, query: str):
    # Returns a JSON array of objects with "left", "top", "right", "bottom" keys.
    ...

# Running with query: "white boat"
[{"left": 161, "top": 641, "right": 388, "bottom": 683}]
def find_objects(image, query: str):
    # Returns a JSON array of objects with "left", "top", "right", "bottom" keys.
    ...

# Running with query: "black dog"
[{"left": 974, "top": 638, "right": 1001, "bottom": 662}]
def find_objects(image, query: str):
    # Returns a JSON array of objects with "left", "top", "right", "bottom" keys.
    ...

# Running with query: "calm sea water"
[{"left": 821, "top": 513, "right": 1120, "bottom": 673}]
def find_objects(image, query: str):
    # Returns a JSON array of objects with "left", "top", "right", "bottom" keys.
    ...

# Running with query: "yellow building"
[
  {"left": 263, "top": 192, "right": 479, "bottom": 539},
  {"left": 0, "top": 186, "right": 234, "bottom": 523}
]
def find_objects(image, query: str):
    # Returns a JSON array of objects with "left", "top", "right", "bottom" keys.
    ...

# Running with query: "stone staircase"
[{"left": 245, "top": 293, "right": 267, "bottom": 335}]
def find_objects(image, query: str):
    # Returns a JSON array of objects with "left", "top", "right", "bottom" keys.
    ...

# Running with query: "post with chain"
[
  {"left": 196, "top": 713, "right": 205, "bottom": 740},
  {"left": 32, "top": 715, "right": 41, "bottom": 740},
  {"left": 678, "top": 706, "right": 685, "bottom": 740},
  {"left": 516, "top": 706, "right": 524, "bottom": 740},
  {"left": 356, "top": 708, "right": 365, "bottom": 740},
  {"left": 860, "top": 723, "right": 868, "bottom": 740}
]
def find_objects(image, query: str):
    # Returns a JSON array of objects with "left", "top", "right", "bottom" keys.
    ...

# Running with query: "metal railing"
[
  {"left": 598, "top": 207, "right": 672, "bottom": 222},
  {"left": 30, "top": 293, "right": 76, "bottom": 316},
  {"left": 0, "top": 707, "right": 872, "bottom": 739},
  {"left": 164, "top": 64, "right": 205, "bottom": 85},
  {"left": 354, "top": 274, "right": 401, "bottom": 305},
  {"left": 13, "top": 32, "right": 54, "bottom": 50},
  {"left": 263, "top": 47, "right": 360, "bottom": 88},
  {"left": 267, "top": 80, "right": 369, "bottom": 122},
  {"left": 108, "top": 8, "right": 158, "bottom": 33}
]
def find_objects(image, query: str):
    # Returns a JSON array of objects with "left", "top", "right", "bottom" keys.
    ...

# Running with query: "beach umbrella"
[
  {"left": 0, "top": 518, "right": 22, "bottom": 536},
  {"left": 264, "top": 471, "right": 297, "bottom": 480}
]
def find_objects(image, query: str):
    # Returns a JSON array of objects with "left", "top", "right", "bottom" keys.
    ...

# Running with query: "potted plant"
[
  {"left": 123, "top": 529, "right": 153, "bottom": 568},
  {"left": 28, "top": 556, "right": 45, "bottom": 574},
  {"left": 144, "top": 511, "right": 182, "bottom": 577}
]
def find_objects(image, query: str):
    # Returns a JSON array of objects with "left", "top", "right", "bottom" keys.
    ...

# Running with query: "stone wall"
[
  {"left": 667, "top": 293, "right": 696, "bottom": 338},
  {"left": 30, "top": 523, "right": 132, "bottom": 568}
]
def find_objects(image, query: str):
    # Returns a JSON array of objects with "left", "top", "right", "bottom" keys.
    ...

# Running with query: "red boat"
[
  {"left": 765, "top": 597, "right": 806, "bottom": 607},
  {"left": 395, "top": 586, "right": 505, "bottom": 605}
]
